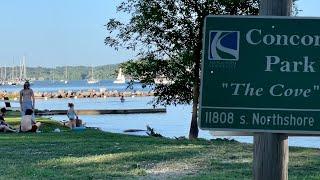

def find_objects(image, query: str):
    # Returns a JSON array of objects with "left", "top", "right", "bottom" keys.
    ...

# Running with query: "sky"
[
  {"left": 296, "top": 0, "right": 319, "bottom": 16},
  {"left": 0, "top": 0, "right": 318, "bottom": 67},
  {"left": 0, "top": 0, "right": 133, "bottom": 67}
]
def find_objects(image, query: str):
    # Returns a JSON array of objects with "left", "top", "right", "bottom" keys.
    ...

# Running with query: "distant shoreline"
[{"left": 1, "top": 89, "right": 154, "bottom": 100}]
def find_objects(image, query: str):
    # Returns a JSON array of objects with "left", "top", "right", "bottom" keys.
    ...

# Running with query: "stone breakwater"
[{"left": 0, "top": 90, "right": 154, "bottom": 99}]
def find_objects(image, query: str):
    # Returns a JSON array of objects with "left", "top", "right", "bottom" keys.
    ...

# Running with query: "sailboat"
[
  {"left": 64, "top": 66, "right": 68, "bottom": 84},
  {"left": 51, "top": 70, "right": 55, "bottom": 83},
  {"left": 113, "top": 68, "right": 125, "bottom": 84},
  {"left": 8, "top": 63, "right": 17, "bottom": 86},
  {"left": 60, "top": 66, "right": 68, "bottom": 84},
  {"left": 87, "top": 66, "right": 99, "bottom": 84}
]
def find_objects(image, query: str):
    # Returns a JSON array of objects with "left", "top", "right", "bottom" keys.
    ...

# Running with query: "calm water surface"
[
  {"left": 34, "top": 97, "right": 212, "bottom": 139},
  {"left": 1, "top": 80, "right": 148, "bottom": 93},
  {"left": 28, "top": 97, "right": 320, "bottom": 148},
  {"left": 3, "top": 81, "right": 320, "bottom": 148}
]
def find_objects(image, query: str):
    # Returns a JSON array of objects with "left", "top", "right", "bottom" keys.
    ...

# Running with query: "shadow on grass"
[
  {"left": 0, "top": 130, "right": 213, "bottom": 179},
  {"left": 2, "top": 128, "right": 320, "bottom": 179}
]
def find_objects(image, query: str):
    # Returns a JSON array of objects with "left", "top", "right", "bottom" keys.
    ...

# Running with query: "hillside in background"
[{"left": 1, "top": 64, "right": 120, "bottom": 81}]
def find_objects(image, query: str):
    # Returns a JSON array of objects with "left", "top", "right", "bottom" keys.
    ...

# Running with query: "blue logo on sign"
[{"left": 209, "top": 31, "right": 239, "bottom": 61}]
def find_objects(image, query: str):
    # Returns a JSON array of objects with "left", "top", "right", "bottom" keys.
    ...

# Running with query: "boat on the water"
[
  {"left": 60, "top": 66, "right": 69, "bottom": 84},
  {"left": 154, "top": 76, "right": 172, "bottom": 85},
  {"left": 3, "top": 56, "right": 28, "bottom": 86},
  {"left": 87, "top": 79, "right": 99, "bottom": 84},
  {"left": 113, "top": 68, "right": 125, "bottom": 84},
  {"left": 87, "top": 66, "right": 99, "bottom": 84}
]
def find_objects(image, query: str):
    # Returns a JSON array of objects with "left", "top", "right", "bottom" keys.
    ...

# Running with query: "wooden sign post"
[
  {"left": 254, "top": 1, "right": 291, "bottom": 180},
  {"left": 197, "top": 0, "right": 320, "bottom": 179},
  {"left": 200, "top": 15, "right": 320, "bottom": 135}
]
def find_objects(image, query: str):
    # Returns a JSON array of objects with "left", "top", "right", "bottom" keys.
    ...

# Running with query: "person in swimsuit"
[
  {"left": 67, "top": 103, "right": 78, "bottom": 129},
  {"left": 19, "top": 81, "right": 35, "bottom": 116}
]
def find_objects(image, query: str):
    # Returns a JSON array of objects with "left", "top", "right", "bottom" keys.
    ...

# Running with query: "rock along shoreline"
[{"left": 0, "top": 89, "right": 154, "bottom": 100}]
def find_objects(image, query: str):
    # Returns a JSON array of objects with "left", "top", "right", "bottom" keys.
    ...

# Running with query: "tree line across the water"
[{"left": 4, "top": 64, "right": 120, "bottom": 81}]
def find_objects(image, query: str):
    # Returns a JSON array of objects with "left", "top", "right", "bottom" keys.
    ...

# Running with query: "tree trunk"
[
  {"left": 253, "top": 0, "right": 292, "bottom": 180},
  {"left": 189, "top": 80, "right": 199, "bottom": 140},
  {"left": 188, "top": 19, "right": 204, "bottom": 139}
]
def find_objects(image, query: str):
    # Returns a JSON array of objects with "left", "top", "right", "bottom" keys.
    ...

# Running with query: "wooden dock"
[{"left": 35, "top": 108, "right": 166, "bottom": 116}]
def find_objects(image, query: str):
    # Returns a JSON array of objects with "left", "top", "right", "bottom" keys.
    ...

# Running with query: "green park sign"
[{"left": 199, "top": 16, "right": 320, "bottom": 134}]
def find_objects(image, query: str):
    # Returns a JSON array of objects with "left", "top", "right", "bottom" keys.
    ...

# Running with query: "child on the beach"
[{"left": 67, "top": 103, "right": 78, "bottom": 129}]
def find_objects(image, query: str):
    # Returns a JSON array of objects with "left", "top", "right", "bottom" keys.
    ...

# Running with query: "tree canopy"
[
  {"left": 106, "top": 0, "right": 259, "bottom": 104},
  {"left": 105, "top": 0, "right": 260, "bottom": 138}
]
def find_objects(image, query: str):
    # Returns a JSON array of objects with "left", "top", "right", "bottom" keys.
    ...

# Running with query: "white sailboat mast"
[
  {"left": 91, "top": 66, "right": 94, "bottom": 80},
  {"left": 4, "top": 66, "right": 6, "bottom": 80},
  {"left": 23, "top": 56, "right": 26, "bottom": 80},
  {"left": 65, "top": 66, "right": 68, "bottom": 80},
  {"left": 12, "top": 58, "right": 15, "bottom": 80}
]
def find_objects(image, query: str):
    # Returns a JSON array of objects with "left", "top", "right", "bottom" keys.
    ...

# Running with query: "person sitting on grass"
[
  {"left": 67, "top": 103, "right": 78, "bottom": 129},
  {"left": 0, "top": 108, "right": 16, "bottom": 132},
  {"left": 0, "top": 107, "right": 6, "bottom": 119},
  {"left": 20, "top": 109, "right": 41, "bottom": 132}
]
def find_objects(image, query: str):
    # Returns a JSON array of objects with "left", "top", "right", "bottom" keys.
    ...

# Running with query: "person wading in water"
[{"left": 19, "top": 81, "right": 35, "bottom": 116}]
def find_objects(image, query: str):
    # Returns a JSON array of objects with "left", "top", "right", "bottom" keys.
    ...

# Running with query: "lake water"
[
  {"left": 2, "top": 80, "right": 320, "bottom": 148},
  {"left": 32, "top": 96, "right": 211, "bottom": 138},
  {"left": 1, "top": 80, "right": 148, "bottom": 93}
]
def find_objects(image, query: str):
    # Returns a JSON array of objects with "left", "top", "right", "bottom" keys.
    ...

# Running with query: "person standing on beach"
[
  {"left": 67, "top": 103, "right": 78, "bottom": 129},
  {"left": 19, "top": 81, "right": 35, "bottom": 115}
]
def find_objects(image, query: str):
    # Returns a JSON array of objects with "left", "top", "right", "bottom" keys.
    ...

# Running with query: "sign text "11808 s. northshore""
[{"left": 199, "top": 16, "right": 320, "bottom": 134}]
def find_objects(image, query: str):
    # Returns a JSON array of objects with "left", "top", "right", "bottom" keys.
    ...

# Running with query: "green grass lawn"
[{"left": 1, "top": 114, "right": 320, "bottom": 179}]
